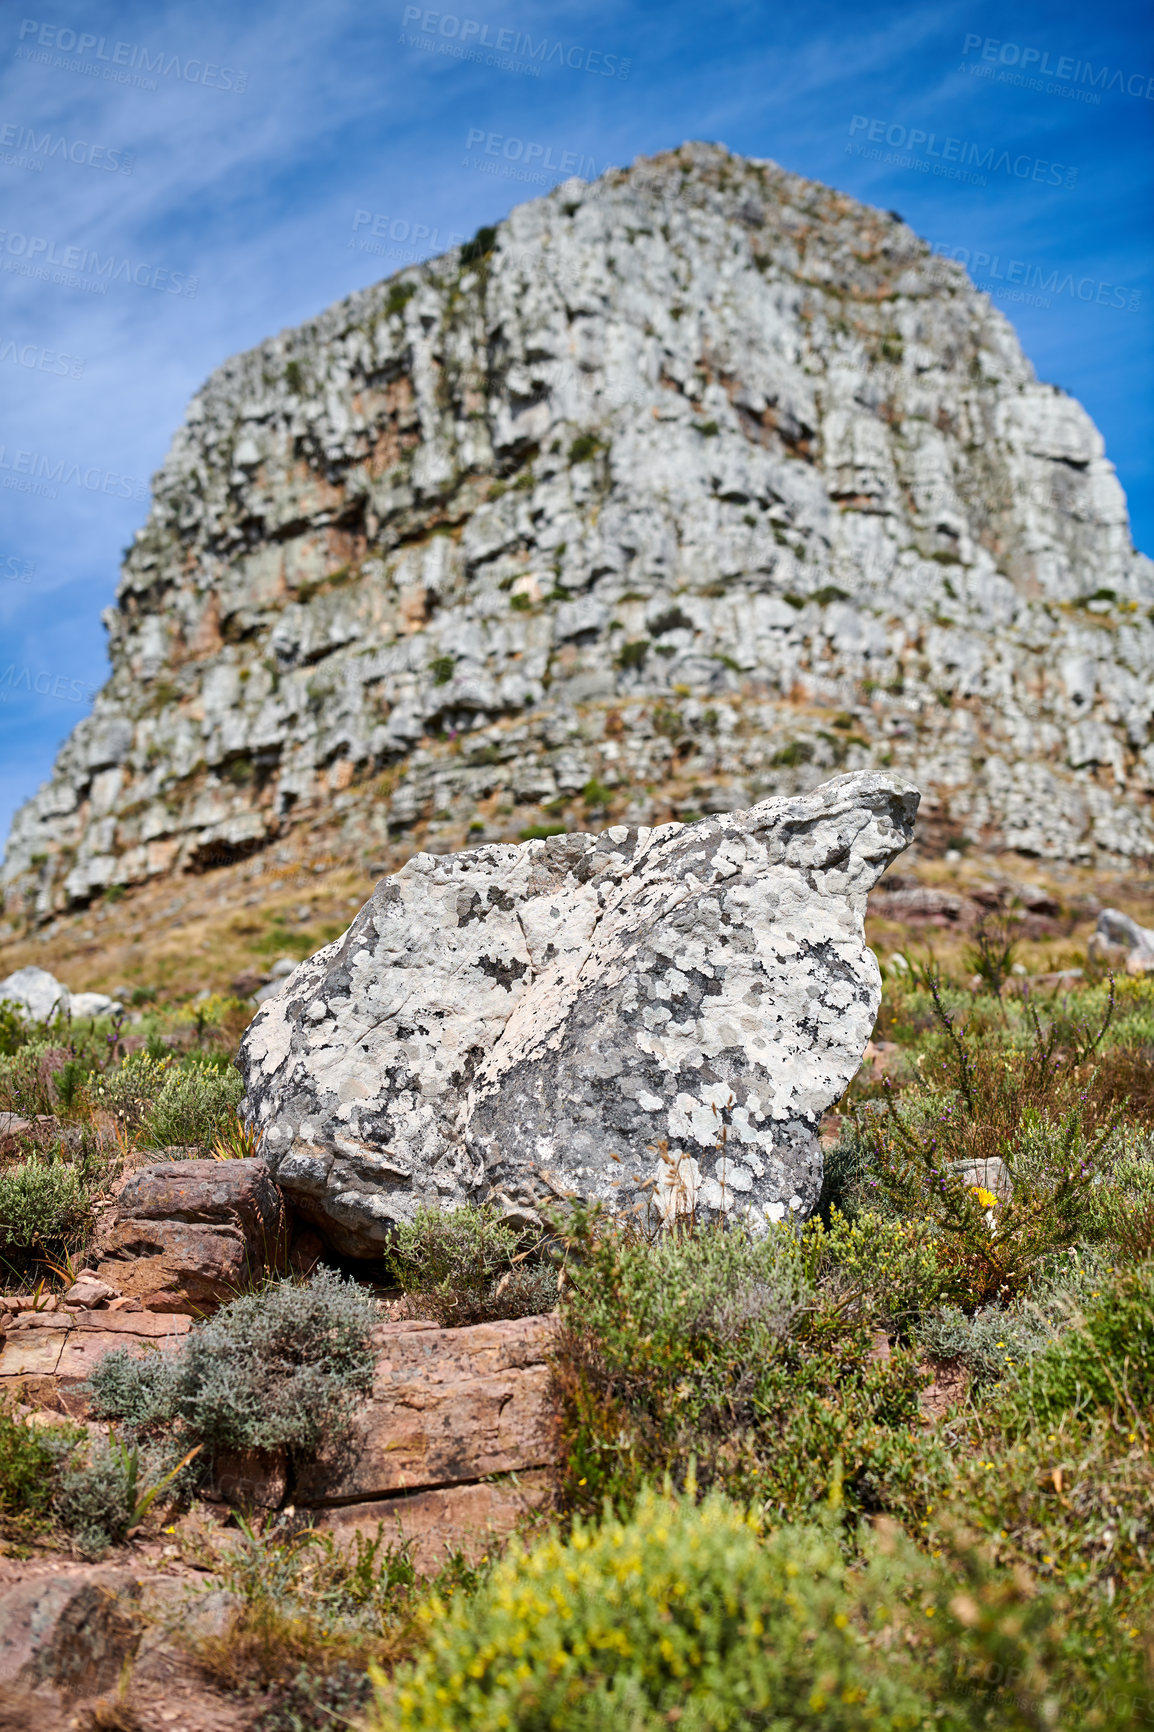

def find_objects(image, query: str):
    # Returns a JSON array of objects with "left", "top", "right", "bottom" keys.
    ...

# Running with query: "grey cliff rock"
[
  {"left": 4, "top": 141, "right": 1153, "bottom": 923},
  {"left": 236, "top": 769, "right": 917, "bottom": 1255}
]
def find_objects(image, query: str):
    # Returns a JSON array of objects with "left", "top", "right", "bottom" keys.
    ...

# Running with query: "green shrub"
[
  {"left": 915, "top": 1249, "right": 1110, "bottom": 1389},
  {"left": 142, "top": 1057, "right": 244, "bottom": 1152},
  {"left": 0, "top": 1041, "right": 75, "bottom": 1116},
  {"left": 567, "top": 433, "right": 602, "bottom": 465},
  {"left": 0, "top": 1148, "right": 104, "bottom": 1264},
  {"left": 860, "top": 979, "right": 1120, "bottom": 1307},
  {"left": 918, "top": 1299, "right": 1054, "bottom": 1387},
  {"left": 86, "top": 1269, "right": 377, "bottom": 1457},
  {"left": 382, "top": 1486, "right": 941, "bottom": 1731},
  {"left": 615, "top": 640, "right": 647, "bottom": 671},
  {"left": 52, "top": 1433, "right": 172, "bottom": 1558},
  {"left": 554, "top": 1216, "right": 932, "bottom": 1522},
  {"left": 1089, "top": 1144, "right": 1154, "bottom": 1260},
  {"left": 0, "top": 999, "right": 32, "bottom": 1057},
  {"left": 0, "top": 1394, "right": 78, "bottom": 1534},
  {"left": 83, "top": 1346, "right": 181, "bottom": 1430},
  {"left": 388, "top": 1204, "right": 557, "bottom": 1327},
  {"left": 93, "top": 1048, "right": 175, "bottom": 1130},
  {"left": 382, "top": 1488, "right": 1154, "bottom": 1732},
  {"left": 821, "top": 1207, "right": 945, "bottom": 1326},
  {"left": 1001, "top": 1261, "right": 1154, "bottom": 1432}
]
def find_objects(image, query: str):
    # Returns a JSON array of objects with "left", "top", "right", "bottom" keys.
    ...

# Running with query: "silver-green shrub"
[{"left": 86, "top": 1268, "right": 377, "bottom": 1457}]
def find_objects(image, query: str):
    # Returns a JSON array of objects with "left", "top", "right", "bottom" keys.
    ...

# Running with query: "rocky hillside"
[{"left": 5, "top": 140, "right": 1154, "bottom": 922}]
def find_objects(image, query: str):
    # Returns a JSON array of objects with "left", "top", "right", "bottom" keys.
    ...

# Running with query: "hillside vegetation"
[{"left": 1, "top": 926, "right": 1153, "bottom": 1726}]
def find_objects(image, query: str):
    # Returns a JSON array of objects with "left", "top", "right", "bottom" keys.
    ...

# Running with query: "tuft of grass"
[{"left": 189, "top": 1518, "right": 423, "bottom": 1717}]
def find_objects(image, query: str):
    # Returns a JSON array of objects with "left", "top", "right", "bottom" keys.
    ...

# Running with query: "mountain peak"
[{"left": 4, "top": 142, "right": 1153, "bottom": 922}]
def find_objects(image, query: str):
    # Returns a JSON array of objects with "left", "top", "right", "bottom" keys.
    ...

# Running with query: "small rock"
[
  {"left": 64, "top": 1276, "right": 120, "bottom": 1308},
  {"left": 1089, "top": 907, "right": 1154, "bottom": 975},
  {"left": 204, "top": 1446, "right": 289, "bottom": 1509},
  {"left": 0, "top": 966, "right": 71, "bottom": 1022},
  {"left": 70, "top": 991, "right": 122, "bottom": 1019}
]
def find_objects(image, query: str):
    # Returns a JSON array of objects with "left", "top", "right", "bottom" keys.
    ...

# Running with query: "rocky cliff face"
[{"left": 5, "top": 140, "right": 1153, "bottom": 920}]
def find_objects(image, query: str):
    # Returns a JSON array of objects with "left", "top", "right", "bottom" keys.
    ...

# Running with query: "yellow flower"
[{"left": 971, "top": 1186, "right": 999, "bottom": 1208}]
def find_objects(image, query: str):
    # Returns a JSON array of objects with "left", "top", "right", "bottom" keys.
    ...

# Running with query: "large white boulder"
[{"left": 238, "top": 771, "right": 918, "bottom": 1256}]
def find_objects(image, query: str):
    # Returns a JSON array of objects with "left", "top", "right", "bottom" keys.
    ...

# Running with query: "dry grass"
[
  {"left": 0, "top": 843, "right": 374, "bottom": 1007},
  {"left": 186, "top": 1520, "right": 425, "bottom": 1698},
  {"left": 0, "top": 864, "right": 1100, "bottom": 1015}
]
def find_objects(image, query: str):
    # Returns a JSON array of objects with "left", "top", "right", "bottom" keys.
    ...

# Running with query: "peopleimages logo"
[
  {"left": 0, "top": 443, "right": 148, "bottom": 502},
  {"left": 929, "top": 245, "right": 1142, "bottom": 314},
  {"left": 463, "top": 128, "right": 608, "bottom": 186},
  {"left": 400, "top": 8, "right": 631, "bottom": 79},
  {"left": 0, "top": 117, "right": 134, "bottom": 174},
  {"left": 0, "top": 336, "right": 85, "bottom": 378},
  {"left": 0, "top": 664, "right": 97, "bottom": 705},
  {"left": 351, "top": 210, "right": 466, "bottom": 256},
  {"left": 0, "top": 554, "right": 37, "bottom": 584},
  {"left": 846, "top": 116, "right": 1078, "bottom": 189},
  {"left": 0, "top": 230, "right": 197, "bottom": 296},
  {"left": 961, "top": 33, "right": 1154, "bottom": 101},
  {"left": 15, "top": 19, "right": 246, "bottom": 93}
]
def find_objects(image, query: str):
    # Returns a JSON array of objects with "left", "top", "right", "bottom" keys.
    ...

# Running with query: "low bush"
[
  {"left": 1000, "top": 1260, "right": 1154, "bottom": 1433},
  {"left": 389, "top": 1204, "right": 558, "bottom": 1327},
  {"left": 0, "top": 1394, "right": 78, "bottom": 1536},
  {"left": 1, "top": 1395, "right": 183, "bottom": 1557},
  {"left": 0, "top": 1040, "right": 76, "bottom": 1117},
  {"left": 86, "top": 1268, "right": 378, "bottom": 1458},
  {"left": 52, "top": 1433, "right": 177, "bottom": 1558},
  {"left": 0, "top": 997, "right": 32, "bottom": 1057},
  {"left": 914, "top": 1248, "right": 1110, "bottom": 1389},
  {"left": 93, "top": 1049, "right": 174, "bottom": 1132},
  {"left": 553, "top": 1212, "right": 932, "bottom": 1523},
  {"left": 820, "top": 1206, "right": 945, "bottom": 1328},
  {"left": 0, "top": 1144, "right": 109, "bottom": 1267},
  {"left": 932, "top": 1409, "right": 1154, "bottom": 1601},
  {"left": 142, "top": 1057, "right": 244, "bottom": 1152},
  {"left": 859, "top": 979, "right": 1121, "bottom": 1307},
  {"left": 917, "top": 1297, "right": 1059, "bottom": 1387},
  {"left": 1089, "top": 1141, "right": 1154, "bottom": 1261},
  {"left": 382, "top": 1488, "right": 930, "bottom": 1729},
  {"left": 380, "top": 1484, "right": 1152, "bottom": 1732}
]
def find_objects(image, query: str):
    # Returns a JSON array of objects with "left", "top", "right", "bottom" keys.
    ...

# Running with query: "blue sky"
[{"left": 1, "top": 0, "right": 1151, "bottom": 841}]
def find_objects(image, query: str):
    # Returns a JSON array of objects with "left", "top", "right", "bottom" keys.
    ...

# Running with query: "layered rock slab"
[
  {"left": 93, "top": 1159, "right": 285, "bottom": 1312},
  {"left": 238, "top": 770, "right": 917, "bottom": 1254}
]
